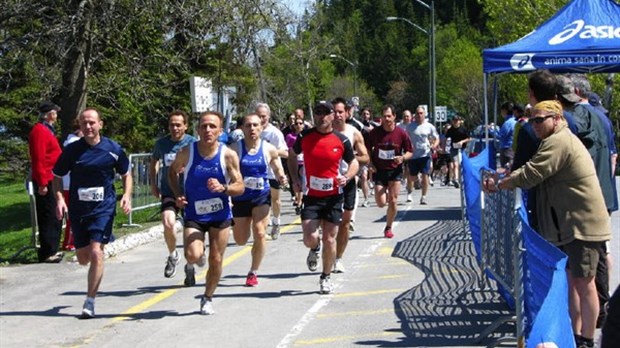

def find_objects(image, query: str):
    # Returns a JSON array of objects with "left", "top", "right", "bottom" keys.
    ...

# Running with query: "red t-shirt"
[
  {"left": 29, "top": 122, "right": 61, "bottom": 186},
  {"left": 367, "top": 126, "right": 412, "bottom": 170},
  {"left": 293, "top": 128, "right": 355, "bottom": 197}
]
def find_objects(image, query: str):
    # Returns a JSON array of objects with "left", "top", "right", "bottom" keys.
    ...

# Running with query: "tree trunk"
[{"left": 58, "top": 0, "right": 93, "bottom": 139}]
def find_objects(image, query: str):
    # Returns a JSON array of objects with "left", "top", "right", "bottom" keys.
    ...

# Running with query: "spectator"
[
  {"left": 485, "top": 100, "right": 611, "bottom": 348},
  {"left": 444, "top": 115, "right": 469, "bottom": 188},
  {"left": 29, "top": 101, "right": 64, "bottom": 263},
  {"left": 498, "top": 101, "right": 516, "bottom": 168}
]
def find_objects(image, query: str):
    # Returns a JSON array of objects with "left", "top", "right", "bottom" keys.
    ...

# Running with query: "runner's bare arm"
[
  {"left": 222, "top": 147, "right": 245, "bottom": 196},
  {"left": 267, "top": 143, "right": 288, "bottom": 185},
  {"left": 353, "top": 130, "right": 369, "bottom": 165}
]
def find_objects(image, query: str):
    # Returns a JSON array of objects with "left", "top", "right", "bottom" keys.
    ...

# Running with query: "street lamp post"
[
  {"left": 386, "top": 0, "right": 435, "bottom": 122},
  {"left": 329, "top": 54, "right": 357, "bottom": 98},
  {"left": 386, "top": 16, "right": 431, "bottom": 120}
]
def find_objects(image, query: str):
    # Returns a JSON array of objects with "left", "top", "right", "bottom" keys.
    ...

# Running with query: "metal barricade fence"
[
  {"left": 124, "top": 153, "right": 160, "bottom": 227},
  {"left": 477, "top": 169, "right": 524, "bottom": 347}
]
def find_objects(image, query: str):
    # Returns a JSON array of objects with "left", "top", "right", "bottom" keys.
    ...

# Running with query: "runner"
[
  {"left": 366, "top": 104, "right": 413, "bottom": 238},
  {"left": 167, "top": 111, "right": 244, "bottom": 315},
  {"left": 149, "top": 110, "right": 196, "bottom": 279},
  {"left": 230, "top": 114, "right": 287, "bottom": 287},
  {"left": 405, "top": 106, "right": 439, "bottom": 205},
  {"left": 256, "top": 103, "right": 289, "bottom": 240},
  {"left": 52, "top": 108, "right": 132, "bottom": 319},
  {"left": 288, "top": 101, "right": 358, "bottom": 294},
  {"left": 331, "top": 97, "right": 369, "bottom": 273}
]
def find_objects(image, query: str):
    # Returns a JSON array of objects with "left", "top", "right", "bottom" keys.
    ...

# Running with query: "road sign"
[
  {"left": 435, "top": 106, "right": 447, "bottom": 122},
  {"left": 189, "top": 76, "right": 213, "bottom": 113}
]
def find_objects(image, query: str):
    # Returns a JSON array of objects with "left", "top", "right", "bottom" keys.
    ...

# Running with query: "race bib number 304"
[
  {"left": 378, "top": 149, "right": 395, "bottom": 160},
  {"left": 309, "top": 176, "right": 334, "bottom": 191},
  {"left": 195, "top": 198, "right": 224, "bottom": 215},
  {"left": 78, "top": 187, "right": 104, "bottom": 202}
]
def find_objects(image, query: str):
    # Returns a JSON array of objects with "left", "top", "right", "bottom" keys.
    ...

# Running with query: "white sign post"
[
  {"left": 435, "top": 105, "right": 447, "bottom": 123},
  {"left": 189, "top": 76, "right": 213, "bottom": 113}
]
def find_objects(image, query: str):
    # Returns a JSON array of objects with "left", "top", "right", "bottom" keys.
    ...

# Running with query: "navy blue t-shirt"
[{"left": 53, "top": 137, "right": 130, "bottom": 219}]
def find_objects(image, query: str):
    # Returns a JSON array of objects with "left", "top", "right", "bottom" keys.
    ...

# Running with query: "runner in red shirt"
[
  {"left": 366, "top": 104, "right": 413, "bottom": 238},
  {"left": 288, "top": 101, "right": 358, "bottom": 294}
]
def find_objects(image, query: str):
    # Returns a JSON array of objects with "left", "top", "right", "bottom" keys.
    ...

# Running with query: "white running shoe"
[
  {"left": 333, "top": 259, "right": 345, "bottom": 273},
  {"left": 319, "top": 276, "right": 333, "bottom": 294},
  {"left": 406, "top": 193, "right": 413, "bottom": 202},
  {"left": 200, "top": 296, "right": 215, "bottom": 315},
  {"left": 80, "top": 299, "right": 95, "bottom": 319}
]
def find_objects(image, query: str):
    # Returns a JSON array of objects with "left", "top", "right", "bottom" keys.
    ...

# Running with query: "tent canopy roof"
[{"left": 483, "top": 0, "right": 620, "bottom": 74}]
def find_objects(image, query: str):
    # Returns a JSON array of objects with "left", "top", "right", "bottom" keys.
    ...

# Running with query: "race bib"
[
  {"left": 244, "top": 176, "right": 265, "bottom": 190},
  {"left": 78, "top": 187, "right": 104, "bottom": 202},
  {"left": 309, "top": 176, "right": 334, "bottom": 191},
  {"left": 453, "top": 143, "right": 462, "bottom": 149},
  {"left": 194, "top": 198, "right": 224, "bottom": 215},
  {"left": 378, "top": 149, "right": 395, "bottom": 160},
  {"left": 164, "top": 153, "right": 176, "bottom": 166}
]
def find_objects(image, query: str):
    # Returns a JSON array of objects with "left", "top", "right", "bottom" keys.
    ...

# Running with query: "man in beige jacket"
[{"left": 484, "top": 100, "right": 610, "bottom": 348}]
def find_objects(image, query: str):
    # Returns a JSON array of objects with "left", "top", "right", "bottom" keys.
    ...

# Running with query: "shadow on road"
[{"left": 356, "top": 220, "right": 514, "bottom": 347}]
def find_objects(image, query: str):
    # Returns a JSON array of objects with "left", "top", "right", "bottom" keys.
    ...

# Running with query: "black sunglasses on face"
[{"left": 528, "top": 115, "right": 555, "bottom": 124}]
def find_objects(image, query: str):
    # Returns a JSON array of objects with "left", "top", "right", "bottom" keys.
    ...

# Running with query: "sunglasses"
[
  {"left": 295, "top": 122, "right": 304, "bottom": 125},
  {"left": 528, "top": 115, "right": 555, "bottom": 124}
]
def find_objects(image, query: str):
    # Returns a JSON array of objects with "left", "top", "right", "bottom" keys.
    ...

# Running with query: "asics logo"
[
  {"left": 549, "top": 20, "right": 620, "bottom": 45},
  {"left": 510, "top": 53, "right": 535, "bottom": 71}
]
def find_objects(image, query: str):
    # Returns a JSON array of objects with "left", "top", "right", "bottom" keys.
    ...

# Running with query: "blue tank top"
[
  {"left": 234, "top": 139, "right": 270, "bottom": 202},
  {"left": 183, "top": 143, "right": 231, "bottom": 223}
]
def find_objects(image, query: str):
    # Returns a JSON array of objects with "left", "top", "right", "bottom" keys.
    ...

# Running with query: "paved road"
[{"left": 1, "top": 180, "right": 618, "bottom": 348}]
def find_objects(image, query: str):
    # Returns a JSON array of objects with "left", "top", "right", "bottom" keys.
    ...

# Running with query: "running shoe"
[
  {"left": 306, "top": 244, "right": 320, "bottom": 272},
  {"left": 295, "top": 206, "right": 302, "bottom": 215},
  {"left": 453, "top": 180, "right": 460, "bottom": 189},
  {"left": 361, "top": 199, "right": 369, "bottom": 207},
  {"left": 349, "top": 221, "right": 355, "bottom": 232},
  {"left": 406, "top": 193, "right": 413, "bottom": 202},
  {"left": 271, "top": 224, "right": 281, "bottom": 240},
  {"left": 384, "top": 227, "right": 394, "bottom": 239},
  {"left": 319, "top": 276, "right": 333, "bottom": 294},
  {"left": 184, "top": 264, "right": 196, "bottom": 287},
  {"left": 200, "top": 296, "right": 215, "bottom": 315},
  {"left": 333, "top": 259, "right": 345, "bottom": 273},
  {"left": 245, "top": 272, "right": 258, "bottom": 287},
  {"left": 80, "top": 299, "right": 95, "bottom": 319},
  {"left": 420, "top": 196, "right": 428, "bottom": 205},
  {"left": 414, "top": 181, "right": 421, "bottom": 190},
  {"left": 164, "top": 251, "right": 179, "bottom": 278}
]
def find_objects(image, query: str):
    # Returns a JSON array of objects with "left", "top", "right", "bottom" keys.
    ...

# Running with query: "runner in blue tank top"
[
  {"left": 230, "top": 114, "right": 287, "bottom": 287},
  {"left": 167, "top": 111, "right": 244, "bottom": 315}
]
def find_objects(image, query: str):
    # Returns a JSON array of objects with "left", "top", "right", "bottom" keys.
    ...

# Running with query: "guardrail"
[
  {"left": 476, "top": 169, "right": 524, "bottom": 347},
  {"left": 124, "top": 153, "right": 160, "bottom": 227}
]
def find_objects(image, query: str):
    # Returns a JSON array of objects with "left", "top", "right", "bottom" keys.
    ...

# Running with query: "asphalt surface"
[{"left": 1, "top": 179, "right": 618, "bottom": 348}]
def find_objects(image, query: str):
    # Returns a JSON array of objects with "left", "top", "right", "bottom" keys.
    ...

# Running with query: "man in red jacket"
[{"left": 29, "top": 101, "right": 64, "bottom": 263}]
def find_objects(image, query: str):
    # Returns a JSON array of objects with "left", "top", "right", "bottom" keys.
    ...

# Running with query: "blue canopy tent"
[{"left": 481, "top": 0, "right": 620, "bottom": 131}]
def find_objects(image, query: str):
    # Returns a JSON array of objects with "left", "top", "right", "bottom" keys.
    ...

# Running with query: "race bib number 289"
[{"left": 309, "top": 176, "right": 334, "bottom": 191}]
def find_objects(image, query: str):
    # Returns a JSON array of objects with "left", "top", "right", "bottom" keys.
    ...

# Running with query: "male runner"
[
  {"left": 230, "top": 114, "right": 287, "bottom": 287},
  {"left": 167, "top": 111, "right": 244, "bottom": 315},
  {"left": 149, "top": 110, "right": 196, "bottom": 278},
  {"left": 288, "top": 101, "right": 358, "bottom": 294},
  {"left": 367, "top": 104, "right": 413, "bottom": 238},
  {"left": 52, "top": 108, "right": 132, "bottom": 319},
  {"left": 331, "top": 97, "right": 368, "bottom": 273},
  {"left": 406, "top": 106, "right": 439, "bottom": 205}
]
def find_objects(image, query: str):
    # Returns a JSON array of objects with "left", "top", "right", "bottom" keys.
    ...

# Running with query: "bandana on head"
[{"left": 533, "top": 100, "right": 563, "bottom": 116}]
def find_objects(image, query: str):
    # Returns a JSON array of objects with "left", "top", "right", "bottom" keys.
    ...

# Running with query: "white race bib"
[
  {"left": 378, "top": 149, "right": 395, "bottom": 160},
  {"left": 194, "top": 198, "right": 224, "bottom": 215},
  {"left": 244, "top": 176, "right": 265, "bottom": 190},
  {"left": 164, "top": 153, "right": 176, "bottom": 166},
  {"left": 78, "top": 187, "right": 104, "bottom": 202},
  {"left": 309, "top": 176, "right": 334, "bottom": 191}
]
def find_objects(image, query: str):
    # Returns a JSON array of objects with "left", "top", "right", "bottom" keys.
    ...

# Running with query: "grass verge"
[{"left": 0, "top": 179, "right": 161, "bottom": 265}]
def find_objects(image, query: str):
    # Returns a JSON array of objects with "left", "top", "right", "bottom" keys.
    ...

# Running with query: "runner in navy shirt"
[
  {"left": 167, "top": 111, "right": 244, "bottom": 315},
  {"left": 52, "top": 108, "right": 132, "bottom": 319}
]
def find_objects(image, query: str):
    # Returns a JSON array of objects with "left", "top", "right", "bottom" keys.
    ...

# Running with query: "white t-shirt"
[
  {"left": 260, "top": 123, "right": 287, "bottom": 179},
  {"left": 406, "top": 122, "right": 438, "bottom": 159}
]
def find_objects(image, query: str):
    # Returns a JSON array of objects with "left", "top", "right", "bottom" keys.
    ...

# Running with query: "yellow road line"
[
  {"left": 317, "top": 308, "right": 398, "bottom": 318},
  {"left": 294, "top": 331, "right": 399, "bottom": 346},
  {"left": 378, "top": 274, "right": 407, "bottom": 279},
  {"left": 110, "top": 218, "right": 300, "bottom": 322},
  {"left": 333, "top": 288, "right": 406, "bottom": 298}
]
